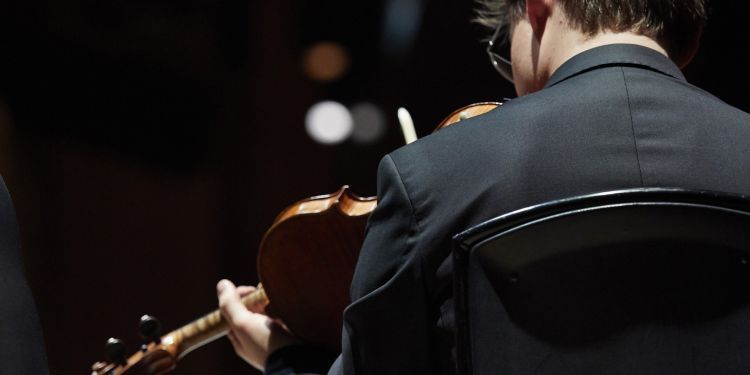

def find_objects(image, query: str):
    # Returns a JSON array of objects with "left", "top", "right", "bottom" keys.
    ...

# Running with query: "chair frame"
[{"left": 452, "top": 188, "right": 750, "bottom": 375}]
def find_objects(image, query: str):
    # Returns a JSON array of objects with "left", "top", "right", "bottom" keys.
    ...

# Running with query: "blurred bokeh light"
[
  {"left": 350, "top": 102, "right": 387, "bottom": 144},
  {"left": 305, "top": 101, "right": 353, "bottom": 144},
  {"left": 302, "top": 42, "right": 351, "bottom": 82}
]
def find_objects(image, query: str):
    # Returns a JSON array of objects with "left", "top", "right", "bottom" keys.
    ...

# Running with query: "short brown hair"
[{"left": 475, "top": 0, "right": 707, "bottom": 65}]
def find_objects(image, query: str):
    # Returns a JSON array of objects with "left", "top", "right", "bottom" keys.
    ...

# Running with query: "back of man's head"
[{"left": 477, "top": 0, "right": 707, "bottom": 67}]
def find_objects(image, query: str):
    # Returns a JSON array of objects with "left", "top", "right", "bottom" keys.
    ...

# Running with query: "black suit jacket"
[
  {"left": 268, "top": 44, "right": 750, "bottom": 374},
  {"left": 0, "top": 176, "right": 49, "bottom": 374}
]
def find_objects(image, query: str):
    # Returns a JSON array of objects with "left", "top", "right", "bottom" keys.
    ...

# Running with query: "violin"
[{"left": 89, "top": 101, "right": 501, "bottom": 375}]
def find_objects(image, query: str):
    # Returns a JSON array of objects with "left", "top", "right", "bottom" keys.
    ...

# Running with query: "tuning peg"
[
  {"left": 139, "top": 315, "right": 162, "bottom": 344},
  {"left": 104, "top": 337, "right": 127, "bottom": 366}
]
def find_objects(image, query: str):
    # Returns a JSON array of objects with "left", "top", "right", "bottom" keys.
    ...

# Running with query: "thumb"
[{"left": 217, "top": 279, "right": 252, "bottom": 326}]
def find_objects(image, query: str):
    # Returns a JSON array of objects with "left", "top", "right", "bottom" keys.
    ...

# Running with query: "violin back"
[{"left": 258, "top": 186, "right": 376, "bottom": 352}]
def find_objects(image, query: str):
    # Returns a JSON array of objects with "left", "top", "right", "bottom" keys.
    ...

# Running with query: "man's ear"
[{"left": 525, "top": 0, "right": 552, "bottom": 40}]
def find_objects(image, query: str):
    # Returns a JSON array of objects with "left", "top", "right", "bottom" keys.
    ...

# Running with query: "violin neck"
[{"left": 164, "top": 287, "right": 269, "bottom": 359}]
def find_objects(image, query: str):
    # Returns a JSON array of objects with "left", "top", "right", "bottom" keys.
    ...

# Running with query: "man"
[
  {"left": 0, "top": 176, "right": 49, "bottom": 374},
  {"left": 218, "top": 0, "right": 750, "bottom": 373}
]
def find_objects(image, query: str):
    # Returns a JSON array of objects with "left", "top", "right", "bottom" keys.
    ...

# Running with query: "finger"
[{"left": 217, "top": 279, "right": 252, "bottom": 326}]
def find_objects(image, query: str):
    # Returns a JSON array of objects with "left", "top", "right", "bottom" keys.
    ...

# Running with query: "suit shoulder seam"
[
  {"left": 384, "top": 154, "right": 422, "bottom": 233},
  {"left": 620, "top": 67, "right": 646, "bottom": 187}
]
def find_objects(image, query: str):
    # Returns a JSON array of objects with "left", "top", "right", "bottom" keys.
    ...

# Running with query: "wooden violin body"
[{"left": 259, "top": 186, "right": 376, "bottom": 353}]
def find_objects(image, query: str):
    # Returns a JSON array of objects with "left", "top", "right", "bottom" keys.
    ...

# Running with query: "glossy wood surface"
[
  {"left": 258, "top": 186, "right": 376, "bottom": 353},
  {"left": 435, "top": 102, "right": 501, "bottom": 131}
]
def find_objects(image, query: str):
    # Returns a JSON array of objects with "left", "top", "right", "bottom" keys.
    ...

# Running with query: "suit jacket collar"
[{"left": 545, "top": 44, "right": 686, "bottom": 88}]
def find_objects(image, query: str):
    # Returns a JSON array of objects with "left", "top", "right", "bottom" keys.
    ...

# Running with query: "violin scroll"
[
  {"left": 91, "top": 337, "right": 177, "bottom": 375},
  {"left": 90, "top": 289, "right": 268, "bottom": 375}
]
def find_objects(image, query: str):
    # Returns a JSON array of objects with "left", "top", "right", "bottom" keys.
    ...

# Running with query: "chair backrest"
[{"left": 453, "top": 188, "right": 750, "bottom": 375}]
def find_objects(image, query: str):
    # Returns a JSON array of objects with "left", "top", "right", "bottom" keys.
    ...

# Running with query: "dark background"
[{"left": 0, "top": 1, "right": 747, "bottom": 374}]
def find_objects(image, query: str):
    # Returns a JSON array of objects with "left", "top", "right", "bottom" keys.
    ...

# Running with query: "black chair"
[{"left": 453, "top": 188, "right": 750, "bottom": 375}]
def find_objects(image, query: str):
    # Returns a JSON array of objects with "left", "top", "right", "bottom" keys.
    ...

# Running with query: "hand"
[{"left": 217, "top": 279, "right": 302, "bottom": 371}]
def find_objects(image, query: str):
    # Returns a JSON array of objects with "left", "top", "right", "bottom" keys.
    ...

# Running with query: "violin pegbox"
[{"left": 90, "top": 315, "right": 177, "bottom": 375}]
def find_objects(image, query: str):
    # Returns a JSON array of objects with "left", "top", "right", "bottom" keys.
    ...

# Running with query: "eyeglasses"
[{"left": 486, "top": 23, "right": 513, "bottom": 83}]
